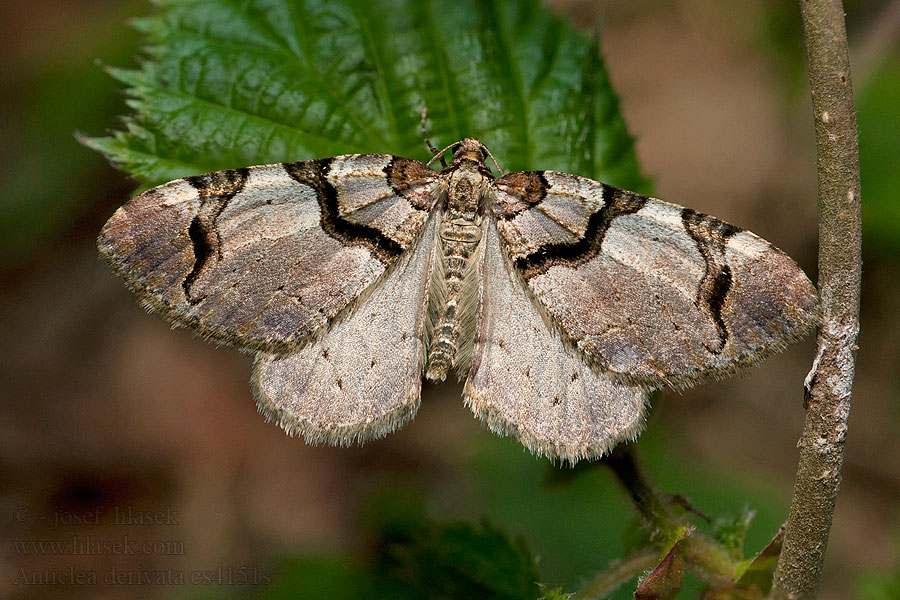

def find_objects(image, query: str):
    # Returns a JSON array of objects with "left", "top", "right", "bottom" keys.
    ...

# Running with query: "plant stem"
[
  {"left": 604, "top": 447, "right": 677, "bottom": 534},
  {"left": 772, "top": 1, "right": 862, "bottom": 598},
  {"left": 573, "top": 548, "right": 660, "bottom": 600},
  {"left": 603, "top": 447, "right": 738, "bottom": 586}
]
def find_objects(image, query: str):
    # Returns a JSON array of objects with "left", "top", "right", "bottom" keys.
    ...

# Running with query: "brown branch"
[{"left": 772, "top": 1, "right": 861, "bottom": 598}]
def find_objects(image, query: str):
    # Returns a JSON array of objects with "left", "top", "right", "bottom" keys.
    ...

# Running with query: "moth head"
[
  {"left": 451, "top": 138, "right": 487, "bottom": 162},
  {"left": 426, "top": 138, "right": 502, "bottom": 174}
]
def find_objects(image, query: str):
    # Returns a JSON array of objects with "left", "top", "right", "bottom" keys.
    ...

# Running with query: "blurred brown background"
[{"left": 1, "top": 1, "right": 898, "bottom": 599}]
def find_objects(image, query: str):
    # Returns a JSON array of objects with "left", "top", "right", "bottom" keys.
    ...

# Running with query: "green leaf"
[
  {"left": 84, "top": 0, "right": 648, "bottom": 193},
  {"left": 712, "top": 508, "right": 755, "bottom": 561},
  {"left": 540, "top": 588, "right": 573, "bottom": 600},
  {"left": 381, "top": 519, "right": 543, "bottom": 600},
  {"left": 734, "top": 525, "right": 784, "bottom": 595},
  {"left": 188, "top": 512, "right": 542, "bottom": 600}
]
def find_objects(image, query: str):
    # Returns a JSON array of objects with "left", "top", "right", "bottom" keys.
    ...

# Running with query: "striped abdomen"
[{"left": 425, "top": 215, "right": 484, "bottom": 382}]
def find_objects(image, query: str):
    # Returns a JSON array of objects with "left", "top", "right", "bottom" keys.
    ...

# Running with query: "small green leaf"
[
  {"left": 660, "top": 525, "right": 691, "bottom": 555},
  {"left": 633, "top": 541, "right": 685, "bottom": 600},
  {"left": 713, "top": 508, "right": 755, "bottom": 561},
  {"left": 734, "top": 525, "right": 784, "bottom": 595},
  {"left": 539, "top": 586, "right": 573, "bottom": 600},
  {"left": 86, "top": 0, "right": 648, "bottom": 194}
]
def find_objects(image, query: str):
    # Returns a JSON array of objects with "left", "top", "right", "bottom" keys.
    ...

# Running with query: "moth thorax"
[
  {"left": 446, "top": 166, "right": 489, "bottom": 215},
  {"left": 450, "top": 178, "right": 474, "bottom": 205}
]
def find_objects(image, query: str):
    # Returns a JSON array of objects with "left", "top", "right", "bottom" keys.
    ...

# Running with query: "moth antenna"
[
  {"left": 479, "top": 142, "right": 504, "bottom": 175},
  {"left": 426, "top": 141, "right": 458, "bottom": 167},
  {"left": 420, "top": 108, "right": 447, "bottom": 168}
]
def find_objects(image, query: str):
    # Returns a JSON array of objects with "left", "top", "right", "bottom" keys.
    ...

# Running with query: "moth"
[{"left": 99, "top": 138, "right": 819, "bottom": 464}]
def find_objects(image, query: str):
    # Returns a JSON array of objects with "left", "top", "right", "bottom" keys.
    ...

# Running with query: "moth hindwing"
[{"left": 100, "top": 137, "right": 818, "bottom": 464}]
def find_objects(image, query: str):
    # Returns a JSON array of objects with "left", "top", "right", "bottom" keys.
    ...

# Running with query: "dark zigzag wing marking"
[
  {"left": 282, "top": 156, "right": 438, "bottom": 263},
  {"left": 509, "top": 182, "right": 647, "bottom": 281},
  {"left": 182, "top": 168, "right": 250, "bottom": 304},
  {"left": 681, "top": 207, "right": 743, "bottom": 354},
  {"left": 490, "top": 172, "right": 745, "bottom": 353},
  {"left": 283, "top": 159, "right": 402, "bottom": 264},
  {"left": 179, "top": 157, "right": 436, "bottom": 303}
]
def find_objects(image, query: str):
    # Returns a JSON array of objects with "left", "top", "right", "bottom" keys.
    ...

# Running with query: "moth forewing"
[{"left": 98, "top": 157, "right": 439, "bottom": 355}]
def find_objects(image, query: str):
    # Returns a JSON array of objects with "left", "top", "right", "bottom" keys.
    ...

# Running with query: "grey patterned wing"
[
  {"left": 490, "top": 171, "right": 819, "bottom": 387},
  {"left": 252, "top": 215, "right": 438, "bottom": 445},
  {"left": 464, "top": 222, "right": 649, "bottom": 464},
  {"left": 98, "top": 155, "right": 438, "bottom": 353}
]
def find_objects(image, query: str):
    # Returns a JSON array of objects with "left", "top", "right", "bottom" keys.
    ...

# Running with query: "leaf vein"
[
  {"left": 480, "top": 0, "right": 531, "bottom": 168},
  {"left": 160, "top": 6, "right": 387, "bottom": 144}
]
